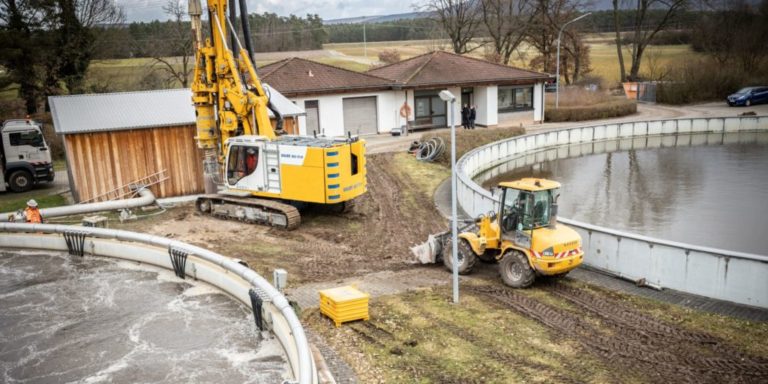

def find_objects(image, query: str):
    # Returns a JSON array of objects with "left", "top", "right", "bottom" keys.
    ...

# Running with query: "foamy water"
[{"left": 0, "top": 251, "right": 290, "bottom": 383}]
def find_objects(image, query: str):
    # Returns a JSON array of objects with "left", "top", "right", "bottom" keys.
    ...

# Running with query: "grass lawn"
[{"left": 0, "top": 192, "right": 65, "bottom": 213}]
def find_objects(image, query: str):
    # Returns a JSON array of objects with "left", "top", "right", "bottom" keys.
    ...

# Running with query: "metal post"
[
  {"left": 555, "top": 12, "right": 591, "bottom": 109},
  {"left": 449, "top": 98, "right": 459, "bottom": 304}
]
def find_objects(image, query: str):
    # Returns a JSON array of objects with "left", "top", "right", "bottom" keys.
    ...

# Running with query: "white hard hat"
[{"left": 27, "top": 199, "right": 38, "bottom": 207}]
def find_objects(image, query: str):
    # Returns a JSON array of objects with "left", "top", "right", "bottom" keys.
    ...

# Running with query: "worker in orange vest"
[{"left": 23, "top": 199, "right": 43, "bottom": 224}]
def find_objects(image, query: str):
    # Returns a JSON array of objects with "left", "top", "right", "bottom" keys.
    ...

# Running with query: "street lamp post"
[
  {"left": 438, "top": 89, "right": 459, "bottom": 304},
  {"left": 556, "top": 12, "right": 592, "bottom": 108}
]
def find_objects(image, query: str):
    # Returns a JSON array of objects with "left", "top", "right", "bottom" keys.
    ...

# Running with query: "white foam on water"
[{"left": 81, "top": 359, "right": 129, "bottom": 384}]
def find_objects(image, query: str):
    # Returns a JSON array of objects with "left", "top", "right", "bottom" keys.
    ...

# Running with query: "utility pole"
[
  {"left": 556, "top": 12, "right": 591, "bottom": 108},
  {"left": 439, "top": 90, "right": 458, "bottom": 304}
]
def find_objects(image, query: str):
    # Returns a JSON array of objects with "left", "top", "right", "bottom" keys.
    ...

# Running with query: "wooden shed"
[{"left": 49, "top": 87, "right": 305, "bottom": 202}]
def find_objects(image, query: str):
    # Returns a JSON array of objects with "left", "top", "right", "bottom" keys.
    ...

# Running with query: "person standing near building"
[
  {"left": 469, "top": 105, "right": 477, "bottom": 129},
  {"left": 461, "top": 104, "right": 470, "bottom": 129}
]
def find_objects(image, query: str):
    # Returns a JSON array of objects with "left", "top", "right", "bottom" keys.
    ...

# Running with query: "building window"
[{"left": 498, "top": 86, "right": 533, "bottom": 112}]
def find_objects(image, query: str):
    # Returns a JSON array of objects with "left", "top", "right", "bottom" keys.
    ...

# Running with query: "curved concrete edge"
[
  {"left": 0, "top": 223, "right": 318, "bottom": 384},
  {"left": 454, "top": 115, "right": 768, "bottom": 308}
]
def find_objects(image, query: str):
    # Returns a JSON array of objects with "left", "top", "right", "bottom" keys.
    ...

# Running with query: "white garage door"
[{"left": 343, "top": 96, "right": 378, "bottom": 135}]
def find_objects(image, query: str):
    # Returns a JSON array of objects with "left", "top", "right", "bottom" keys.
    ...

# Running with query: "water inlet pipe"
[{"left": 0, "top": 188, "right": 156, "bottom": 222}]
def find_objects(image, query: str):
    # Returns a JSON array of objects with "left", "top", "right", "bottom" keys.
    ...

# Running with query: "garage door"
[{"left": 343, "top": 96, "right": 378, "bottom": 135}]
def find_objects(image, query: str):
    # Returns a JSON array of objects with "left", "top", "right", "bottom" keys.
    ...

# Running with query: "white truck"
[{"left": 0, "top": 119, "right": 54, "bottom": 192}]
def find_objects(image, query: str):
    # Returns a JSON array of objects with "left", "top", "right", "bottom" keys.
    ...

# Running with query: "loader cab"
[{"left": 499, "top": 178, "right": 560, "bottom": 248}]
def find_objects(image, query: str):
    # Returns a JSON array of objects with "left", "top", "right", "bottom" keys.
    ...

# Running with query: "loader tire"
[
  {"left": 499, "top": 251, "right": 535, "bottom": 288},
  {"left": 442, "top": 238, "right": 477, "bottom": 275}
]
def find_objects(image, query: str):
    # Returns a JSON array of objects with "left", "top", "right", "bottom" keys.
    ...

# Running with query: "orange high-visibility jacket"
[{"left": 24, "top": 207, "right": 42, "bottom": 223}]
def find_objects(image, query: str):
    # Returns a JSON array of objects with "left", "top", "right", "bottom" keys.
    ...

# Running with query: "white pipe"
[
  {"left": 0, "top": 223, "right": 315, "bottom": 384},
  {"left": 0, "top": 188, "right": 156, "bottom": 222}
]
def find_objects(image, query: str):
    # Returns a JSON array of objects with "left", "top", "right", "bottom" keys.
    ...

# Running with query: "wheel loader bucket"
[{"left": 411, "top": 231, "right": 449, "bottom": 264}]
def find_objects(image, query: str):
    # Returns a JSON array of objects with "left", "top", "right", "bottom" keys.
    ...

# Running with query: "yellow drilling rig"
[{"left": 187, "top": 0, "right": 367, "bottom": 230}]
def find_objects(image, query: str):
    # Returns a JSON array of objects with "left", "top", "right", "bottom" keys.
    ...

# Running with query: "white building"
[{"left": 259, "top": 51, "right": 553, "bottom": 137}]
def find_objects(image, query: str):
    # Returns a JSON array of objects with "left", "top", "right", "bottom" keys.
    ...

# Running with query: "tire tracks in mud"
[{"left": 466, "top": 283, "right": 768, "bottom": 384}]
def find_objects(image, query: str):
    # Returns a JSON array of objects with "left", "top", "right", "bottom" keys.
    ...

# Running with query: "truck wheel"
[
  {"left": 442, "top": 238, "right": 477, "bottom": 275},
  {"left": 8, "top": 170, "right": 33, "bottom": 192},
  {"left": 499, "top": 251, "right": 535, "bottom": 288}
]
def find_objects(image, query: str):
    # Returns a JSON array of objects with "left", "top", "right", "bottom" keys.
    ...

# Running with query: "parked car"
[{"left": 727, "top": 86, "right": 768, "bottom": 107}]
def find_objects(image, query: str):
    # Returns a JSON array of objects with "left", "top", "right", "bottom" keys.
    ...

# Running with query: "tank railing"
[
  {"left": 0, "top": 223, "right": 316, "bottom": 384},
  {"left": 454, "top": 115, "right": 768, "bottom": 308}
]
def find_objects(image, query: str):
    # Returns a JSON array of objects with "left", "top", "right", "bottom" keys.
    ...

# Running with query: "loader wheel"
[
  {"left": 499, "top": 251, "right": 535, "bottom": 288},
  {"left": 442, "top": 238, "right": 477, "bottom": 275}
]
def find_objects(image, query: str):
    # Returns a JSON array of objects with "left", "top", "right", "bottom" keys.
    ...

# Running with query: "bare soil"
[
  {"left": 116, "top": 152, "right": 447, "bottom": 286},
  {"left": 468, "top": 281, "right": 768, "bottom": 384}
]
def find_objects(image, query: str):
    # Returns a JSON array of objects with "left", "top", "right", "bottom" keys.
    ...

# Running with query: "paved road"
[{"left": 365, "top": 101, "right": 768, "bottom": 154}]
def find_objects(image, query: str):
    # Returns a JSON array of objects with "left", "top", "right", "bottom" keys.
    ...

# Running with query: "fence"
[{"left": 456, "top": 116, "right": 768, "bottom": 308}]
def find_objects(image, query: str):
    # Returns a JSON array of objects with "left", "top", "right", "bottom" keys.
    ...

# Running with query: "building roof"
[
  {"left": 367, "top": 51, "right": 552, "bottom": 88},
  {"left": 49, "top": 85, "right": 303, "bottom": 135},
  {"left": 258, "top": 58, "right": 392, "bottom": 97},
  {"left": 499, "top": 178, "right": 561, "bottom": 192}
]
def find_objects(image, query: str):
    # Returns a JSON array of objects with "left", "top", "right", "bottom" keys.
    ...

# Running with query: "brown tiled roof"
[
  {"left": 257, "top": 58, "right": 392, "bottom": 97},
  {"left": 367, "top": 51, "right": 552, "bottom": 88}
]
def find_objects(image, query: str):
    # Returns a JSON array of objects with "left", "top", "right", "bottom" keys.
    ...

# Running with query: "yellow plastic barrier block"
[{"left": 319, "top": 286, "right": 370, "bottom": 327}]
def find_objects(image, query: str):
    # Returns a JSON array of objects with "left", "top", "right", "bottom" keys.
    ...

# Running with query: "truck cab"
[{"left": 1, "top": 119, "right": 54, "bottom": 192}]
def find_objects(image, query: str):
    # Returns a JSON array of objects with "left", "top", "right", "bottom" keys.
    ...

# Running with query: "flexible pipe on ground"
[{"left": 0, "top": 188, "right": 156, "bottom": 222}]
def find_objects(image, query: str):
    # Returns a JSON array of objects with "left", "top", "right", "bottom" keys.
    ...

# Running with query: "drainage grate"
[
  {"left": 168, "top": 247, "right": 188, "bottom": 279},
  {"left": 63, "top": 231, "right": 87, "bottom": 256}
]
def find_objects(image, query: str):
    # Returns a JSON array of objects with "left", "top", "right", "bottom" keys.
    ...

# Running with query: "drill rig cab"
[
  {"left": 188, "top": 0, "right": 366, "bottom": 229},
  {"left": 414, "top": 178, "right": 583, "bottom": 288}
]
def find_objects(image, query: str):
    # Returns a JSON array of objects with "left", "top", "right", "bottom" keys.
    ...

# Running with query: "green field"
[{"left": 2, "top": 40, "right": 698, "bottom": 100}]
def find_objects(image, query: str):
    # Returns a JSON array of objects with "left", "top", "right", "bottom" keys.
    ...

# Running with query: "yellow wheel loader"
[{"left": 413, "top": 178, "right": 584, "bottom": 288}]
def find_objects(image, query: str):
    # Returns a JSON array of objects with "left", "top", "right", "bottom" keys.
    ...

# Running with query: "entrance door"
[
  {"left": 461, "top": 87, "right": 474, "bottom": 107},
  {"left": 304, "top": 100, "right": 320, "bottom": 134},
  {"left": 343, "top": 96, "right": 378, "bottom": 135},
  {"left": 414, "top": 95, "right": 447, "bottom": 128}
]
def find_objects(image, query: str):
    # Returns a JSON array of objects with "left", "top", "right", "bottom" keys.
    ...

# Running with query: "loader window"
[
  {"left": 227, "top": 145, "right": 259, "bottom": 185},
  {"left": 532, "top": 191, "right": 551, "bottom": 227}
]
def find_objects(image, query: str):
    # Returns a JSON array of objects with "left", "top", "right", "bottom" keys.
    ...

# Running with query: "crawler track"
[
  {"left": 196, "top": 194, "right": 301, "bottom": 230},
  {"left": 467, "top": 283, "right": 768, "bottom": 384}
]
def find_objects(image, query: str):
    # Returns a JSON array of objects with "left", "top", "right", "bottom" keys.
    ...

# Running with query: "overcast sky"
[{"left": 118, "top": 0, "right": 418, "bottom": 22}]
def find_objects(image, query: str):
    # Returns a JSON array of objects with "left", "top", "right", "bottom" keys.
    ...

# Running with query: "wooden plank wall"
[
  {"left": 64, "top": 125, "right": 205, "bottom": 202},
  {"left": 271, "top": 116, "right": 298, "bottom": 134}
]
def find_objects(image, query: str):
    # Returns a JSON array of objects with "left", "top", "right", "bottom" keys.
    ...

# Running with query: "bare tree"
[
  {"left": 150, "top": 0, "right": 193, "bottom": 88},
  {"left": 480, "top": 0, "right": 538, "bottom": 65},
  {"left": 526, "top": 0, "right": 587, "bottom": 74},
  {"left": 612, "top": 0, "right": 688, "bottom": 82},
  {"left": 420, "top": 0, "right": 483, "bottom": 54}
]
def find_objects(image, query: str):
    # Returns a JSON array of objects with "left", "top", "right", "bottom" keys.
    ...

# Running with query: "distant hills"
[{"left": 325, "top": 11, "right": 432, "bottom": 25}]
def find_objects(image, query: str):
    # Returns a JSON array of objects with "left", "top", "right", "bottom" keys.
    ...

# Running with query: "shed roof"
[
  {"left": 49, "top": 85, "right": 303, "bottom": 135},
  {"left": 259, "top": 58, "right": 392, "bottom": 96},
  {"left": 367, "top": 51, "right": 552, "bottom": 88}
]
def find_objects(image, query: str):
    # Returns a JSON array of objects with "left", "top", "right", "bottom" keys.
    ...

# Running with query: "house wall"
[
  {"left": 64, "top": 125, "right": 204, "bottom": 202},
  {"left": 292, "top": 90, "right": 406, "bottom": 137},
  {"left": 474, "top": 86, "right": 498, "bottom": 127}
]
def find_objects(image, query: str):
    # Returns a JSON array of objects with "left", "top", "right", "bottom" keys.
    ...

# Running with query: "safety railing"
[
  {"left": 0, "top": 223, "right": 317, "bottom": 384},
  {"left": 456, "top": 116, "right": 768, "bottom": 308}
]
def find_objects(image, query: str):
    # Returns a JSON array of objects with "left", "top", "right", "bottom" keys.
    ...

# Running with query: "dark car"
[{"left": 727, "top": 86, "right": 768, "bottom": 107}]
